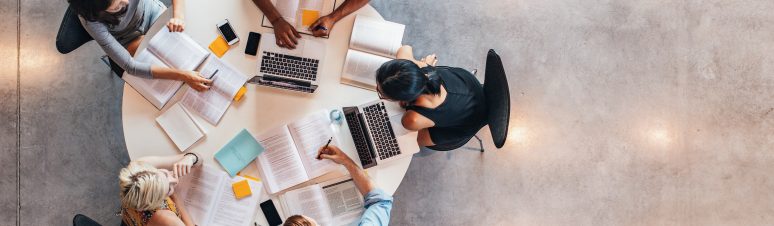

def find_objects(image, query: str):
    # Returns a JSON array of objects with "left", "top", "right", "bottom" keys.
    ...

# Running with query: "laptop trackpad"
[{"left": 389, "top": 113, "right": 411, "bottom": 137}]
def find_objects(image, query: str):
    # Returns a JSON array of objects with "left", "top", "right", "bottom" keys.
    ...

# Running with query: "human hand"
[
  {"left": 167, "top": 17, "right": 185, "bottom": 32},
  {"left": 420, "top": 54, "right": 438, "bottom": 66},
  {"left": 272, "top": 18, "right": 301, "bottom": 49},
  {"left": 182, "top": 71, "right": 212, "bottom": 92},
  {"left": 309, "top": 15, "right": 335, "bottom": 37},
  {"left": 172, "top": 154, "right": 197, "bottom": 178},
  {"left": 317, "top": 145, "right": 354, "bottom": 166}
]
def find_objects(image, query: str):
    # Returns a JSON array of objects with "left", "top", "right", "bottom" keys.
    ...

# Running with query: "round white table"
[{"left": 122, "top": 1, "right": 416, "bottom": 224}]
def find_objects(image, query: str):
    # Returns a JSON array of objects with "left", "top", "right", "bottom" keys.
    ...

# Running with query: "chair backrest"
[
  {"left": 72, "top": 214, "right": 103, "bottom": 226},
  {"left": 483, "top": 49, "right": 511, "bottom": 148},
  {"left": 56, "top": 6, "right": 93, "bottom": 54}
]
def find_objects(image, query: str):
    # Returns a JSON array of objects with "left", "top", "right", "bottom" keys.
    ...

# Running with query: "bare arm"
[
  {"left": 318, "top": 145, "right": 376, "bottom": 196},
  {"left": 401, "top": 111, "right": 435, "bottom": 131},
  {"left": 396, "top": 45, "right": 428, "bottom": 67},
  {"left": 150, "top": 66, "right": 212, "bottom": 92},
  {"left": 250, "top": 0, "right": 302, "bottom": 48},
  {"left": 135, "top": 153, "right": 201, "bottom": 178},
  {"left": 172, "top": 0, "right": 185, "bottom": 20},
  {"left": 251, "top": 0, "right": 283, "bottom": 24},
  {"left": 171, "top": 194, "right": 196, "bottom": 226},
  {"left": 328, "top": 0, "right": 370, "bottom": 22}
]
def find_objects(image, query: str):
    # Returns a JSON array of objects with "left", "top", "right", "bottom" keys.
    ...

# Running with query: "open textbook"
[
  {"left": 341, "top": 15, "right": 405, "bottom": 90},
  {"left": 261, "top": 0, "right": 338, "bottom": 36},
  {"left": 254, "top": 110, "right": 342, "bottom": 194},
  {"left": 180, "top": 55, "right": 249, "bottom": 125},
  {"left": 279, "top": 178, "right": 364, "bottom": 226},
  {"left": 123, "top": 27, "right": 210, "bottom": 109},
  {"left": 175, "top": 165, "right": 262, "bottom": 226}
]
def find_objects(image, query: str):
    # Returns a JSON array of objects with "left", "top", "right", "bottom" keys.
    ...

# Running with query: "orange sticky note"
[
  {"left": 301, "top": 9, "right": 320, "bottom": 26},
  {"left": 208, "top": 36, "right": 229, "bottom": 58},
  {"left": 232, "top": 180, "right": 252, "bottom": 199},
  {"left": 233, "top": 86, "right": 247, "bottom": 102}
]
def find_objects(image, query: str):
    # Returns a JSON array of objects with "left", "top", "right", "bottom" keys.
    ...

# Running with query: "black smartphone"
[
  {"left": 245, "top": 32, "right": 261, "bottom": 56},
  {"left": 260, "top": 200, "right": 283, "bottom": 226}
]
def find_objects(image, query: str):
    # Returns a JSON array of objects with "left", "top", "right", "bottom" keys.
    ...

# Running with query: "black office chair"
[
  {"left": 426, "top": 49, "right": 511, "bottom": 152},
  {"left": 72, "top": 214, "right": 103, "bottom": 226},
  {"left": 56, "top": 6, "right": 124, "bottom": 76}
]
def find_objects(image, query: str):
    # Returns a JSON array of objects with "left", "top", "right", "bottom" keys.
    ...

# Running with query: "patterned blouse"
[{"left": 121, "top": 197, "right": 181, "bottom": 226}]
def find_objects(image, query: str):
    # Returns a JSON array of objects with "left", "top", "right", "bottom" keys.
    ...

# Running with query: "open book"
[
  {"left": 279, "top": 178, "right": 364, "bottom": 226},
  {"left": 155, "top": 103, "right": 206, "bottom": 152},
  {"left": 254, "top": 110, "right": 342, "bottom": 194},
  {"left": 175, "top": 165, "right": 262, "bottom": 226},
  {"left": 261, "top": 0, "right": 338, "bottom": 36},
  {"left": 340, "top": 15, "right": 405, "bottom": 90},
  {"left": 180, "top": 55, "right": 249, "bottom": 125},
  {"left": 123, "top": 27, "right": 210, "bottom": 109}
]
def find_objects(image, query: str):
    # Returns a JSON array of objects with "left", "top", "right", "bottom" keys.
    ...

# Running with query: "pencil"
[{"left": 317, "top": 137, "right": 333, "bottom": 160}]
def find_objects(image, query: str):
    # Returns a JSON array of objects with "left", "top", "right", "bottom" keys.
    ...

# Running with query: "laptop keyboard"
[
  {"left": 344, "top": 107, "right": 377, "bottom": 168},
  {"left": 260, "top": 51, "right": 319, "bottom": 81},
  {"left": 363, "top": 102, "right": 401, "bottom": 160}
]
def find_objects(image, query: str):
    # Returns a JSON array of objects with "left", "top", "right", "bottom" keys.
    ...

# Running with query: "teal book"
[{"left": 215, "top": 129, "right": 265, "bottom": 177}]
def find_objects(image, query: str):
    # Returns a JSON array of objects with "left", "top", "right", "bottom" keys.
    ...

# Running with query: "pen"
[
  {"left": 317, "top": 137, "right": 333, "bottom": 160},
  {"left": 208, "top": 69, "right": 219, "bottom": 79},
  {"left": 313, "top": 25, "right": 327, "bottom": 31}
]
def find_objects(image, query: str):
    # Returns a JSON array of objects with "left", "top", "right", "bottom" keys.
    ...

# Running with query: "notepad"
[
  {"left": 301, "top": 9, "right": 320, "bottom": 26},
  {"left": 155, "top": 103, "right": 205, "bottom": 152},
  {"left": 215, "top": 129, "right": 265, "bottom": 177},
  {"left": 208, "top": 36, "right": 229, "bottom": 58},
  {"left": 232, "top": 179, "right": 252, "bottom": 199}
]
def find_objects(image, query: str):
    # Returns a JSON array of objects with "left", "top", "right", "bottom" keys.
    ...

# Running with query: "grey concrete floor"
[{"left": 1, "top": 0, "right": 774, "bottom": 226}]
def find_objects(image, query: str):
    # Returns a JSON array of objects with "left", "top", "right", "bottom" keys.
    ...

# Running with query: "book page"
[
  {"left": 287, "top": 111, "right": 341, "bottom": 179},
  {"left": 123, "top": 50, "right": 183, "bottom": 109},
  {"left": 274, "top": 0, "right": 300, "bottom": 25},
  {"left": 323, "top": 180, "right": 364, "bottom": 226},
  {"left": 175, "top": 166, "right": 225, "bottom": 226},
  {"left": 208, "top": 177, "right": 262, "bottom": 226},
  {"left": 180, "top": 56, "right": 248, "bottom": 125},
  {"left": 148, "top": 27, "right": 209, "bottom": 71},
  {"left": 349, "top": 15, "right": 405, "bottom": 58},
  {"left": 255, "top": 127, "right": 309, "bottom": 194},
  {"left": 284, "top": 185, "right": 333, "bottom": 226},
  {"left": 341, "top": 49, "right": 391, "bottom": 90},
  {"left": 155, "top": 103, "right": 204, "bottom": 151}
]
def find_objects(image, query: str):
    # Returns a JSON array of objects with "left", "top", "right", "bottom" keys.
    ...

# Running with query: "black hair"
[
  {"left": 68, "top": 0, "right": 121, "bottom": 25},
  {"left": 375, "top": 59, "right": 442, "bottom": 102}
]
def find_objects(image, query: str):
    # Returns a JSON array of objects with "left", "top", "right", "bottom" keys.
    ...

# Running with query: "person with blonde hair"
[{"left": 119, "top": 153, "right": 201, "bottom": 226}]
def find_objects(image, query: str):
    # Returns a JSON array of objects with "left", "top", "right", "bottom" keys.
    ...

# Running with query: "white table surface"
[{"left": 121, "top": 1, "right": 416, "bottom": 225}]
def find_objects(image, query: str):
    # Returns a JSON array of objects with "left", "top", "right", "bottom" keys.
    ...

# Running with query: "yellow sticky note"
[
  {"left": 237, "top": 172, "right": 261, "bottom": 182},
  {"left": 208, "top": 36, "right": 229, "bottom": 58},
  {"left": 232, "top": 180, "right": 252, "bottom": 199},
  {"left": 301, "top": 9, "right": 320, "bottom": 27},
  {"left": 233, "top": 86, "right": 247, "bottom": 102}
]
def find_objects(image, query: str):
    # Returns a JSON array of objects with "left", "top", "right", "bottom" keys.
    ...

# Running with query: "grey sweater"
[{"left": 80, "top": 0, "right": 166, "bottom": 78}]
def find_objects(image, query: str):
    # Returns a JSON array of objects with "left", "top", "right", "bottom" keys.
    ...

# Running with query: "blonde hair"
[
  {"left": 283, "top": 215, "right": 314, "bottom": 226},
  {"left": 119, "top": 162, "right": 169, "bottom": 211}
]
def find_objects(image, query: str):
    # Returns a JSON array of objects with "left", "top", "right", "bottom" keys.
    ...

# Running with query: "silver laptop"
[
  {"left": 343, "top": 100, "right": 414, "bottom": 169},
  {"left": 254, "top": 34, "right": 326, "bottom": 93}
]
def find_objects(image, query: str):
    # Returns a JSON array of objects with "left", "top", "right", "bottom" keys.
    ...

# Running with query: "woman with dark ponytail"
[{"left": 376, "top": 45, "right": 487, "bottom": 150}]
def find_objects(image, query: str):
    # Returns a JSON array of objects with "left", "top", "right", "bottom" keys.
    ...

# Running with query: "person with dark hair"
[
  {"left": 376, "top": 45, "right": 487, "bottom": 150},
  {"left": 282, "top": 145, "right": 393, "bottom": 226},
  {"left": 67, "top": 0, "right": 212, "bottom": 91}
]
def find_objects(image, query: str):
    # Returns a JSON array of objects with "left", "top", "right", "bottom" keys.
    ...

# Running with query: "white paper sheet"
[
  {"left": 283, "top": 185, "right": 333, "bottom": 226},
  {"left": 123, "top": 51, "right": 184, "bottom": 109},
  {"left": 288, "top": 111, "right": 341, "bottom": 179},
  {"left": 180, "top": 56, "right": 248, "bottom": 125},
  {"left": 176, "top": 166, "right": 262, "bottom": 226},
  {"left": 155, "top": 103, "right": 204, "bottom": 151},
  {"left": 255, "top": 127, "right": 309, "bottom": 194},
  {"left": 148, "top": 27, "right": 210, "bottom": 71}
]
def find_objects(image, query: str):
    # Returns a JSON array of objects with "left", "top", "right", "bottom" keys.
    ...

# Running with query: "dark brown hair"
[
  {"left": 67, "top": 0, "right": 122, "bottom": 25},
  {"left": 283, "top": 215, "right": 314, "bottom": 226}
]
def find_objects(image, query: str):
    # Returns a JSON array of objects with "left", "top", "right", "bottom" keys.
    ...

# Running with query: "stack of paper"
[{"left": 156, "top": 103, "right": 205, "bottom": 151}]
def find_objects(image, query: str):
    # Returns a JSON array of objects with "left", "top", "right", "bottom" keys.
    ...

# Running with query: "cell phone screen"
[
  {"left": 245, "top": 32, "right": 261, "bottom": 56},
  {"left": 260, "top": 200, "right": 283, "bottom": 226},
  {"left": 219, "top": 22, "right": 238, "bottom": 43}
]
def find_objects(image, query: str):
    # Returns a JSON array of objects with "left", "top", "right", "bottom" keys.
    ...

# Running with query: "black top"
[{"left": 405, "top": 66, "right": 487, "bottom": 146}]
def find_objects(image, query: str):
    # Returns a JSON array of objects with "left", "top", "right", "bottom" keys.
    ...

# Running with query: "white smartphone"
[{"left": 216, "top": 19, "right": 239, "bottom": 46}]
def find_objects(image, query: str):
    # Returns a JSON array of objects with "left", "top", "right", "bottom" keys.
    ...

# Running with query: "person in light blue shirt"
[{"left": 282, "top": 145, "right": 393, "bottom": 226}]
